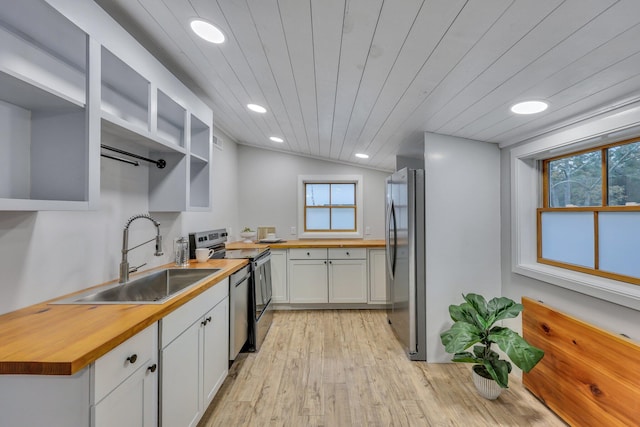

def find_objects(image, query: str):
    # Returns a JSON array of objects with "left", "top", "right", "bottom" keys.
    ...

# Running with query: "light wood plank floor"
[{"left": 198, "top": 310, "right": 565, "bottom": 427}]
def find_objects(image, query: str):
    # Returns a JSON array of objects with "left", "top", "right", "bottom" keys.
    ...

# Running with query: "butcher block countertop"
[
  {"left": 226, "top": 238, "right": 385, "bottom": 250},
  {"left": 0, "top": 259, "right": 247, "bottom": 376}
]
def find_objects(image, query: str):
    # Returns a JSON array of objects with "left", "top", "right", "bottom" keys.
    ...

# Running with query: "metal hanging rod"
[
  {"left": 101, "top": 144, "right": 166, "bottom": 169},
  {"left": 101, "top": 153, "right": 139, "bottom": 166}
]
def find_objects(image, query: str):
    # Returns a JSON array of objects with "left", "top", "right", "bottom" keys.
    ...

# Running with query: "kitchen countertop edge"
[{"left": 0, "top": 259, "right": 248, "bottom": 376}]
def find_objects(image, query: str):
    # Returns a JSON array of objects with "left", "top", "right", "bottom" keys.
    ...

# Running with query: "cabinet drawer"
[
  {"left": 93, "top": 323, "right": 157, "bottom": 403},
  {"left": 288, "top": 248, "right": 327, "bottom": 259},
  {"left": 160, "top": 278, "right": 229, "bottom": 347},
  {"left": 328, "top": 248, "right": 366, "bottom": 259}
]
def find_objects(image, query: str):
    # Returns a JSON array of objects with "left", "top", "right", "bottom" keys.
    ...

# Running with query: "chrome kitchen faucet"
[{"left": 119, "top": 214, "right": 163, "bottom": 283}]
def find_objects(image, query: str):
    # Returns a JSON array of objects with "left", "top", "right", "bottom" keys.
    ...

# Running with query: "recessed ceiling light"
[
  {"left": 247, "top": 103, "right": 267, "bottom": 113},
  {"left": 190, "top": 19, "right": 225, "bottom": 44},
  {"left": 270, "top": 136, "right": 284, "bottom": 143},
  {"left": 355, "top": 153, "right": 369, "bottom": 159},
  {"left": 510, "top": 100, "right": 548, "bottom": 115}
]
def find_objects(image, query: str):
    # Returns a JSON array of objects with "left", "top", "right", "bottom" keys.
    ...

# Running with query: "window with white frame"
[{"left": 297, "top": 175, "right": 363, "bottom": 239}]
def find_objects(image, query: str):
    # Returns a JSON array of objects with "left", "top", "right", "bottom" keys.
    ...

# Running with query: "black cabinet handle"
[
  {"left": 206, "top": 316, "right": 212, "bottom": 323},
  {"left": 346, "top": 251, "right": 350, "bottom": 256},
  {"left": 201, "top": 316, "right": 212, "bottom": 326},
  {"left": 126, "top": 354, "right": 138, "bottom": 364},
  {"left": 307, "top": 252, "right": 310, "bottom": 256},
  {"left": 147, "top": 364, "right": 157, "bottom": 373}
]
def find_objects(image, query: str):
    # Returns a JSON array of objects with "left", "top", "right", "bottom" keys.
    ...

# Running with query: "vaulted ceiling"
[{"left": 95, "top": 0, "right": 640, "bottom": 171}]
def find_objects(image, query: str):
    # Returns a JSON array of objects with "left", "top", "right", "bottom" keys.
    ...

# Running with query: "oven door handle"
[
  {"left": 235, "top": 273, "right": 251, "bottom": 286},
  {"left": 253, "top": 254, "right": 271, "bottom": 269}
]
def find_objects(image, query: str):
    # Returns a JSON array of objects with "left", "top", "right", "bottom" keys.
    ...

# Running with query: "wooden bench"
[{"left": 522, "top": 297, "right": 640, "bottom": 426}]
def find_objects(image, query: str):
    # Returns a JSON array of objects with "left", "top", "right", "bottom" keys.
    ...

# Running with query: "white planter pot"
[{"left": 472, "top": 367, "right": 503, "bottom": 400}]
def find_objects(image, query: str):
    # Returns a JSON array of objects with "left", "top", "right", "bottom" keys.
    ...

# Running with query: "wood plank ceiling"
[{"left": 94, "top": 0, "right": 640, "bottom": 171}]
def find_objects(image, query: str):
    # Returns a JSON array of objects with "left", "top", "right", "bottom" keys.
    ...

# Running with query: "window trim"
[
  {"left": 509, "top": 100, "right": 640, "bottom": 311},
  {"left": 297, "top": 175, "right": 363, "bottom": 239}
]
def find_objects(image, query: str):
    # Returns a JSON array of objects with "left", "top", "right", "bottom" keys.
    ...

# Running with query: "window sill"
[
  {"left": 298, "top": 230, "right": 363, "bottom": 239},
  {"left": 513, "top": 262, "right": 640, "bottom": 310}
]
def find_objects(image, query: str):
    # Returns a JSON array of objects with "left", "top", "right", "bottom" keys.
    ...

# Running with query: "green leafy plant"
[
  {"left": 242, "top": 227, "right": 254, "bottom": 232},
  {"left": 440, "top": 293, "right": 544, "bottom": 388}
]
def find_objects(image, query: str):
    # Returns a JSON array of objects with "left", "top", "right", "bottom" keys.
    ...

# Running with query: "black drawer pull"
[
  {"left": 147, "top": 364, "right": 157, "bottom": 373},
  {"left": 126, "top": 354, "right": 138, "bottom": 364}
]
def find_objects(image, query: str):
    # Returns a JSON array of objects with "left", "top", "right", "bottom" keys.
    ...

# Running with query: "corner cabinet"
[
  {"left": 159, "top": 280, "right": 229, "bottom": 427},
  {"left": 0, "top": 0, "right": 213, "bottom": 211}
]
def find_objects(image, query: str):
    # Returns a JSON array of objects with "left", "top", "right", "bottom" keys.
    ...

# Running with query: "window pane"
[
  {"left": 599, "top": 212, "right": 640, "bottom": 277},
  {"left": 548, "top": 151, "right": 602, "bottom": 207},
  {"left": 331, "top": 208, "right": 355, "bottom": 230},
  {"left": 306, "top": 184, "right": 330, "bottom": 206},
  {"left": 541, "top": 212, "right": 594, "bottom": 268},
  {"left": 306, "top": 208, "right": 330, "bottom": 229},
  {"left": 608, "top": 141, "right": 640, "bottom": 206},
  {"left": 331, "top": 184, "right": 355, "bottom": 205}
]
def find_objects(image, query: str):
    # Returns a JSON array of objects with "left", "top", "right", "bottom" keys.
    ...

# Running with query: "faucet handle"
[{"left": 129, "top": 263, "right": 147, "bottom": 274}]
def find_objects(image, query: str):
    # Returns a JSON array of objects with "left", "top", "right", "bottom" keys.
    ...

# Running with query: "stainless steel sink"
[{"left": 52, "top": 268, "right": 222, "bottom": 304}]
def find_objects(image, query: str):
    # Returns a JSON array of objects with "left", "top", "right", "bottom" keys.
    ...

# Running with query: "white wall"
[
  {"left": 0, "top": 128, "right": 239, "bottom": 315},
  {"left": 423, "top": 133, "right": 501, "bottom": 362},
  {"left": 236, "top": 145, "right": 389, "bottom": 240}
]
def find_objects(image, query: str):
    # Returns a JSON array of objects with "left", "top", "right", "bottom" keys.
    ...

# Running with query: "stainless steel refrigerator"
[{"left": 386, "top": 167, "right": 426, "bottom": 360}]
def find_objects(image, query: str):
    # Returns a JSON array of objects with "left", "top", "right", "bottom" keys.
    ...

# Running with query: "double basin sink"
[{"left": 53, "top": 268, "right": 222, "bottom": 305}]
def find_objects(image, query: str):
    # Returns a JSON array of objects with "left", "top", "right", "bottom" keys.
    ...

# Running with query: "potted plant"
[{"left": 439, "top": 293, "right": 544, "bottom": 399}]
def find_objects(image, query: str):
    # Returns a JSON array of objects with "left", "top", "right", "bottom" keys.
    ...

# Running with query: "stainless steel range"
[{"left": 189, "top": 229, "right": 273, "bottom": 358}]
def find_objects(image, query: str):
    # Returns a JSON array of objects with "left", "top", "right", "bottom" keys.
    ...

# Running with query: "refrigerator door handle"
[{"left": 385, "top": 201, "right": 397, "bottom": 280}]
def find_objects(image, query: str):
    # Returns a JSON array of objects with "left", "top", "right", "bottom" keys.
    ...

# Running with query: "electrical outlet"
[
  {"left": 365, "top": 226, "right": 371, "bottom": 235},
  {"left": 290, "top": 226, "right": 296, "bottom": 235}
]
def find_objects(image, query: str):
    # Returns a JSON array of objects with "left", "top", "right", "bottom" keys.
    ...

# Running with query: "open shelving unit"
[
  {"left": 188, "top": 114, "right": 211, "bottom": 209},
  {"left": 0, "top": 0, "right": 213, "bottom": 212},
  {"left": 0, "top": 0, "right": 90, "bottom": 210}
]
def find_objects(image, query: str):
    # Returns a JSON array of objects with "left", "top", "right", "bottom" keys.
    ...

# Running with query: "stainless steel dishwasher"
[{"left": 229, "top": 265, "right": 250, "bottom": 361}]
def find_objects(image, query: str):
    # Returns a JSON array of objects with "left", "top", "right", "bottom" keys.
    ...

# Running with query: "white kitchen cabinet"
[
  {"left": 92, "top": 323, "right": 158, "bottom": 427},
  {"left": 92, "top": 357, "right": 158, "bottom": 427},
  {"left": 271, "top": 249, "right": 288, "bottom": 303},
  {"left": 289, "top": 259, "right": 329, "bottom": 303},
  {"left": 328, "top": 249, "right": 367, "bottom": 303},
  {"left": 160, "top": 280, "right": 229, "bottom": 427},
  {"left": 368, "top": 249, "right": 388, "bottom": 304},
  {"left": 328, "top": 259, "right": 368, "bottom": 303},
  {"left": 202, "top": 300, "right": 229, "bottom": 403},
  {"left": 288, "top": 248, "right": 368, "bottom": 304}
]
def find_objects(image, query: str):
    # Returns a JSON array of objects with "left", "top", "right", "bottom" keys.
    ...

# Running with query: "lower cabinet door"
[
  {"left": 289, "top": 260, "right": 328, "bottom": 303},
  {"left": 161, "top": 321, "right": 202, "bottom": 427},
  {"left": 203, "top": 297, "right": 229, "bottom": 405},
  {"left": 93, "top": 360, "right": 157, "bottom": 427},
  {"left": 328, "top": 259, "right": 367, "bottom": 303}
]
